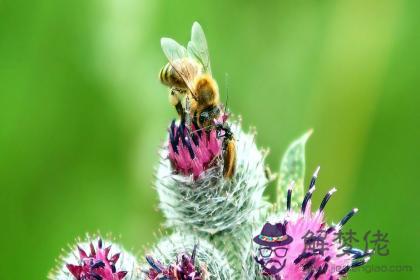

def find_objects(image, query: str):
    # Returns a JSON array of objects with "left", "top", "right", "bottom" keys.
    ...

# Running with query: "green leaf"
[{"left": 276, "top": 129, "right": 312, "bottom": 212}]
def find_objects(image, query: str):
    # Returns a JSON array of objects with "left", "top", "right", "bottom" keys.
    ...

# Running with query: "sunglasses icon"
[{"left": 258, "top": 247, "right": 288, "bottom": 258}]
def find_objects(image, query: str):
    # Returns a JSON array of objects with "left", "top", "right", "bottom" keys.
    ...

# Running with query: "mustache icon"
[{"left": 254, "top": 256, "right": 286, "bottom": 275}]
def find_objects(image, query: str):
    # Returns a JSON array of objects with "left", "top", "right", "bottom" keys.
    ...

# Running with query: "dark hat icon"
[{"left": 253, "top": 222, "right": 293, "bottom": 247}]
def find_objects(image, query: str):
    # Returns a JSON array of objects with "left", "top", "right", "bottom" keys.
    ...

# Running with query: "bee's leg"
[
  {"left": 170, "top": 88, "right": 186, "bottom": 122},
  {"left": 184, "top": 94, "right": 192, "bottom": 129},
  {"left": 185, "top": 121, "right": 199, "bottom": 146},
  {"left": 175, "top": 102, "right": 185, "bottom": 122},
  {"left": 192, "top": 113, "right": 202, "bottom": 137}
]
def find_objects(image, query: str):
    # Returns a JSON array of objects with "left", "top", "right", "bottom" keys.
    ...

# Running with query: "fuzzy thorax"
[{"left": 156, "top": 120, "right": 270, "bottom": 234}]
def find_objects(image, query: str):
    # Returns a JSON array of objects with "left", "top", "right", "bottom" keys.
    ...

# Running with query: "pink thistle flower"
[
  {"left": 145, "top": 245, "right": 205, "bottom": 280},
  {"left": 168, "top": 120, "right": 222, "bottom": 179},
  {"left": 66, "top": 238, "right": 128, "bottom": 280},
  {"left": 254, "top": 168, "right": 372, "bottom": 279}
]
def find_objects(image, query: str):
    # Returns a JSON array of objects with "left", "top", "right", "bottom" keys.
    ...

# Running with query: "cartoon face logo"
[{"left": 253, "top": 222, "right": 293, "bottom": 275}]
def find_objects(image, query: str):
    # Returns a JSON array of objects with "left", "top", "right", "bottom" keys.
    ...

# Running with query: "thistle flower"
[
  {"left": 168, "top": 120, "right": 222, "bottom": 179},
  {"left": 141, "top": 232, "right": 232, "bottom": 280},
  {"left": 156, "top": 120, "right": 270, "bottom": 234},
  {"left": 145, "top": 245, "right": 204, "bottom": 280},
  {"left": 50, "top": 236, "right": 139, "bottom": 280},
  {"left": 251, "top": 169, "right": 372, "bottom": 280}
]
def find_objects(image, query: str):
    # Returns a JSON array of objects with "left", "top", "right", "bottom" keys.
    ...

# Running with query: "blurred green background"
[{"left": 0, "top": 0, "right": 418, "bottom": 279}]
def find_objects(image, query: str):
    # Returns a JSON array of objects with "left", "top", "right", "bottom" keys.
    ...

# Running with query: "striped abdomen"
[
  {"left": 159, "top": 58, "right": 202, "bottom": 89},
  {"left": 159, "top": 63, "right": 185, "bottom": 88}
]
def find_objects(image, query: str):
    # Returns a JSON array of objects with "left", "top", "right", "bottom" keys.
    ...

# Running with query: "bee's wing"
[
  {"left": 161, "top": 37, "right": 187, "bottom": 62},
  {"left": 187, "top": 22, "right": 212, "bottom": 74},
  {"left": 161, "top": 37, "right": 195, "bottom": 91}
]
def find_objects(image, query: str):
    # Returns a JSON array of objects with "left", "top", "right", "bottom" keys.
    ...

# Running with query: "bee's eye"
[{"left": 199, "top": 112, "right": 209, "bottom": 123}]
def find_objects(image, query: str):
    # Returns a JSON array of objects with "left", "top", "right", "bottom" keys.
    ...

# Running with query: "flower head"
[
  {"left": 50, "top": 237, "right": 139, "bottom": 280},
  {"left": 168, "top": 120, "right": 222, "bottom": 179},
  {"left": 142, "top": 233, "right": 232, "bottom": 280},
  {"left": 145, "top": 245, "right": 205, "bottom": 280},
  {"left": 157, "top": 121, "right": 270, "bottom": 234},
  {"left": 253, "top": 168, "right": 372, "bottom": 279}
]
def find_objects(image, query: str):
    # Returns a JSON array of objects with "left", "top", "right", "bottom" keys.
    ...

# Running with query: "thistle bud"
[
  {"left": 141, "top": 232, "right": 232, "bottom": 279},
  {"left": 50, "top": 236, "right": 140, "bottom": 280}
]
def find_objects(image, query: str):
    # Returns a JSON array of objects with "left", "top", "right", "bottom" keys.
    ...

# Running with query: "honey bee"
[
  {"left": 159, "top": 22, "right": 221, "bottom": 128},
  {"left": 161, "top": 22, "right": 236, "bottom": 179}
]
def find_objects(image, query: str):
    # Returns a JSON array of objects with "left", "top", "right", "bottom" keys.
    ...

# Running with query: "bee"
[
  {"left": 159, "top": 22, "right": 221, "bottom": 128},
  {"left": 161, "top": 22, "right": 236, "bottom": 179}
]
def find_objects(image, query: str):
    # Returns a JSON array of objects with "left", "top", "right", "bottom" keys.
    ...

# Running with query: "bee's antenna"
[{"left": 224, "top": 72, "right": 230, "bottom": 111}]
